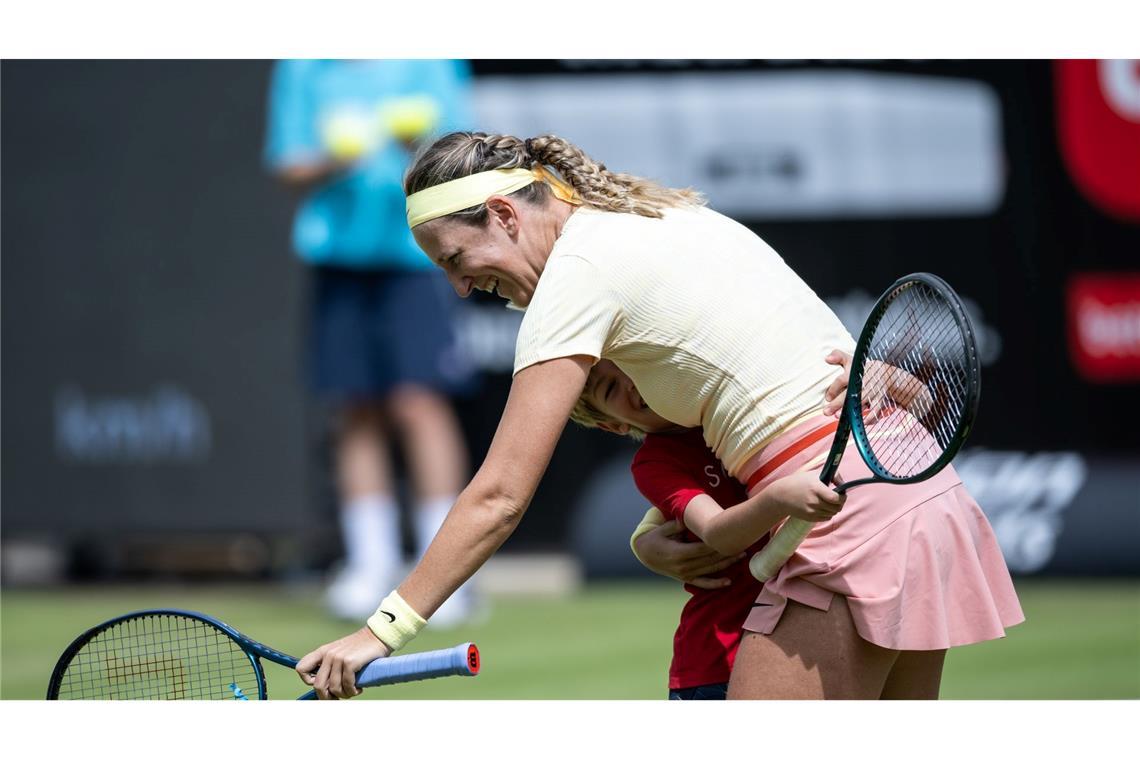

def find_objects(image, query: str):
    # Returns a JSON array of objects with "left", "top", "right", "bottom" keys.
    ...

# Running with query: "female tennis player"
[{"left": 295, "top": 132, "right": 1023, "bottom": 700}]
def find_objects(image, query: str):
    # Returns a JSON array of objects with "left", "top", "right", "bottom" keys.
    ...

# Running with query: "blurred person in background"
[{"left": 263, "top": 60, "right": 477, "bottom": 625}]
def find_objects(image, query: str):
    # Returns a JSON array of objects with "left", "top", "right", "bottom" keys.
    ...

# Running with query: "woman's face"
[
  {"left": 413, "top": 211, "right": 541, "bottom": 309},
  {"left": 585, "top": 360, "right": 677, "bottom": 435}
]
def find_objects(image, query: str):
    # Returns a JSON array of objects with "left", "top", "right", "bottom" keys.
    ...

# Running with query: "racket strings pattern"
[
  {"left": 52, "top": 613, "right": 261, "bottom": 700},
  {"left": 854, "top": 280, "right": 975, "bottom": 480},
  {"left": 48, "top": 609, "right": 481, "bottom": 700}
]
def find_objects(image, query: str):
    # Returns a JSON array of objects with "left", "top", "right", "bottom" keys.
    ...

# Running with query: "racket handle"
[
  {"left": 748, "top": 518, "right": 812, "bottom": 582},
  {"left": 355, "top": 642, "right": 480, "bottom": 689}
]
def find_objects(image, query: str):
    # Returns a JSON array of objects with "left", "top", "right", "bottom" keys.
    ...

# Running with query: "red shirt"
[{"left": 632, "top": 428, "right": 767, "bottom": 690}]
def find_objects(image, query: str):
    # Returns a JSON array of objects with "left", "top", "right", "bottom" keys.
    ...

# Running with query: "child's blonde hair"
[{"left": 569, "top": 394, "right": 646, "bottom": 441}]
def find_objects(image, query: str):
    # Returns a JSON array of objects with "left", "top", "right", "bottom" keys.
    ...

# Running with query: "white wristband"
[
  {"left": 629, "top": 507, "right": 667, "bottom": 564},
  {"left": 366, "top": 590, "right": 427, "bottom": 652}
]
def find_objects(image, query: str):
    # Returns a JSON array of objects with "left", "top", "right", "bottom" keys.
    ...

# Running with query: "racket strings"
[
  {"left": 858, "top": 282, "right": 972, "bottom": 479},
  {"left": 54, "top": 614, "right": 261, "bottom": 700},
  {"left": 870, "top": 294, "right": 966, "bottom": 473},
  {"left": 880, "top": 311, "right": 967, "bottom": 445}
]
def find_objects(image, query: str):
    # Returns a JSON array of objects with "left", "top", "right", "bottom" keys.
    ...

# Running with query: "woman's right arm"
[{"left": 295, "top": 355, "right": 593, "bottom": 699}]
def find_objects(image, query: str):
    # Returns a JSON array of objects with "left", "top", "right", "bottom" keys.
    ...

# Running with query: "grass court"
[{"left": 3, "top": 578, "right": 1137, "bottom": 700}]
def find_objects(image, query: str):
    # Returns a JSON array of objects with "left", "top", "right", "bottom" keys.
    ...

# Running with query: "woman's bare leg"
[
  {"left": 880, "top": 649, "right": 947, "bottom": 699},
  {"left": 728, "top": 595, "right": 898, "bottom": 699}
]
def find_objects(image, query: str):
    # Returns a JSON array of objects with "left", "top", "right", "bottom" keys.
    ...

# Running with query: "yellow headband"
[{"left": 406, "top": 165, "right": 581, "bottom": 228}]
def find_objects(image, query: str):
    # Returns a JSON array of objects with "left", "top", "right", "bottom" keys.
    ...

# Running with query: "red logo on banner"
[
  {"left": 1055, "top": 60, "right": 1140, "bottom": 222},
  {"left": 1067, "top": 274, "right": 1140, "bottom": 382}
]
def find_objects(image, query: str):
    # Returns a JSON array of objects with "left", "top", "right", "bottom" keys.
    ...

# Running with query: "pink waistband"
[{"left": 741, "top": 416, "right": 839, "bottom": 492}]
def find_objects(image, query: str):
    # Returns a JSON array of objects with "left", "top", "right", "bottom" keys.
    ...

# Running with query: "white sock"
[
  {"left": 340, "top": 494, "right": 401, "bottom": 577},
  {"left": 415, "top": 495, "right": 456, "bottom": 559},
  {"left": 416, "top": 494, "right": 475, "bottom": 623}
]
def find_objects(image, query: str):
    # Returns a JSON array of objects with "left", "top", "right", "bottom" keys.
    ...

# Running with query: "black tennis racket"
[
  {"left": 750, "top": 272, "right": 981, "bottom": 582},
  {"left": 45, "top": 608, "right": 480, "bottom": 700}
]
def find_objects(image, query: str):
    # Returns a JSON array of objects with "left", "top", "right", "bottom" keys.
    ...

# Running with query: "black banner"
[{"left": 3, "top": 60, "right": 1137, "bottom": 577}]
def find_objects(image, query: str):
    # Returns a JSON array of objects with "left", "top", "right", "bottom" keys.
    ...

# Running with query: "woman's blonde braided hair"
[{"left": 404, "top": 131, "right": 704, "bottom": 225}]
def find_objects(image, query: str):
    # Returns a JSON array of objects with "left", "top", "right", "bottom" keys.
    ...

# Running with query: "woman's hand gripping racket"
[
  {"left": 749, "top": 272, "right": 981, "bottom": 582},
  {"left": 45, "top": 609, "right": 480, "bottom": 700}
]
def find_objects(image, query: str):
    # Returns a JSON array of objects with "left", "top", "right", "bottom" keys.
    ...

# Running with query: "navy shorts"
[
  {"left": 668, "top": 682, "right": 728, "bottom": 700},
  {"left": 308, "top": 266, "right": 475, "bottom": 400}
]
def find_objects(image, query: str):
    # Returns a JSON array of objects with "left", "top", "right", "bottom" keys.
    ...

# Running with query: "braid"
[
  {"left": 473, "top": 133, "right": 530, "bottom": 171},
  {"left": 525, "top": 134, "right": 704, "bottom": 218},
  {"left": 404, "top": 131, "right": 550, "bottom": 226},
  {"left": 405, "top": 130, "right": 703, "bottom": 226}
]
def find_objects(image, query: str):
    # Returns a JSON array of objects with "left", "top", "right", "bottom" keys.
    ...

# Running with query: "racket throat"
[{"left": 832, "top": 476, "right": 880, "bottom": 494}]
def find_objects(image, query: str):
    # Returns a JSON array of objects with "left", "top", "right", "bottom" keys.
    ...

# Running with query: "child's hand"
[
  {"left": 633, "top": 520, "right": 745, "bottom": 588},
  {"left": 766, "top": 471, "right": 846, "bottom": 522}
]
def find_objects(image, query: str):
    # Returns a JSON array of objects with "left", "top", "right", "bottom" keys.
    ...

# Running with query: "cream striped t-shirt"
[{"left": 513, "top": 205, "right": 855, "bottom": 478}]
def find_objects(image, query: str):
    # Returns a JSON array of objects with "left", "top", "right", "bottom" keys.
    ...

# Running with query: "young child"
[{"left": 574, "top": 360, "right": 844, "bottom": 699}]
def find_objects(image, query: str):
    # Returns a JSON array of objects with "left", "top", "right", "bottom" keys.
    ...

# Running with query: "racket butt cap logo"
[{"left": 466, "top": 644, "right": 480, "bottom": 674}]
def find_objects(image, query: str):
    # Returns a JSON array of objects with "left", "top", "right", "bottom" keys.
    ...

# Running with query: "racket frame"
[
  {"left": 826, "top": 272, "right": 981, "bottom": 491},
  {"left": 46, "top": 608, "right": 293, "bottom": 700},
  {"left": 845, "top": 272, "right": 981, "bottom": 486},
  {"left": 749, "top": 272, "right": 981, "bottom": 581}
]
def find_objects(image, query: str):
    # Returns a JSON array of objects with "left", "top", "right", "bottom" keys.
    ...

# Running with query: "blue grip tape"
[{"left": 355, "top": 642, "right": 479, "bottom": 688}]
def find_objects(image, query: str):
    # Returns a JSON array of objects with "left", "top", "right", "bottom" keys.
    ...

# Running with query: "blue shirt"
[{"left": 264, "top": 60, "right": 473, "bottom": 270}]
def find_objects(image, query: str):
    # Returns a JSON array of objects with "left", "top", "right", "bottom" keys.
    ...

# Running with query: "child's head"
[{"left": 571, "top": 360, "right": 678, "bottom": 439}]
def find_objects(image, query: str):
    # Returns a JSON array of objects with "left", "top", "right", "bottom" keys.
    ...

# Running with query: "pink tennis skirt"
[{"left": 738, "top": 413, "right": 1025, "bottom": 651}]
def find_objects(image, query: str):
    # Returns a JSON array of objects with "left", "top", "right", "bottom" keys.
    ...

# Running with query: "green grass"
[{"left": 2, "top": 578, "right": 1137, "bottom": 699}]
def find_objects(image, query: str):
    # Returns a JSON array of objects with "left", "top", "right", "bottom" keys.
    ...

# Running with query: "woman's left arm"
[{"left": 295, "top": 355, "right": 592, "bottom": 699}]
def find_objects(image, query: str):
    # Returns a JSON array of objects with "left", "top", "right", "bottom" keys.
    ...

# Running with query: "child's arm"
[
  {"left": 631, "top": 515, "right": 744, "bottom": 589},
  {"left": 682, "top": 471, "right": 845, "bottom": 556}
]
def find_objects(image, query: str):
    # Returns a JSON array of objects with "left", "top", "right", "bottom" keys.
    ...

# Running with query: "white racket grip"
[{"left": 749, "top": 518, "right": 813, "bottom": 581}]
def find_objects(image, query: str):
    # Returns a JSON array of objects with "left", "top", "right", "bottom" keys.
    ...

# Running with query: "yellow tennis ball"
[
  {"left": 321, "top": 108, "right": 380, "bottom": 161},
  {"left": 378, "top": 96, "right": 441, "bottom": 142}
]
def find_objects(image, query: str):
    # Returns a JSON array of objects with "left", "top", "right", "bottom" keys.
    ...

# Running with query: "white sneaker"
[{"left": 324, "top": 566, "right": 390, "bottom": 621}]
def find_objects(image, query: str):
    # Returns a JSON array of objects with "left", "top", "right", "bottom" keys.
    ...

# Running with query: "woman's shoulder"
[
  {"left": 553, "top": 205, "right": 720, "bottom": 258},
  {"left": 567, "top": 204, "right": 717, "bottom": 226}
]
